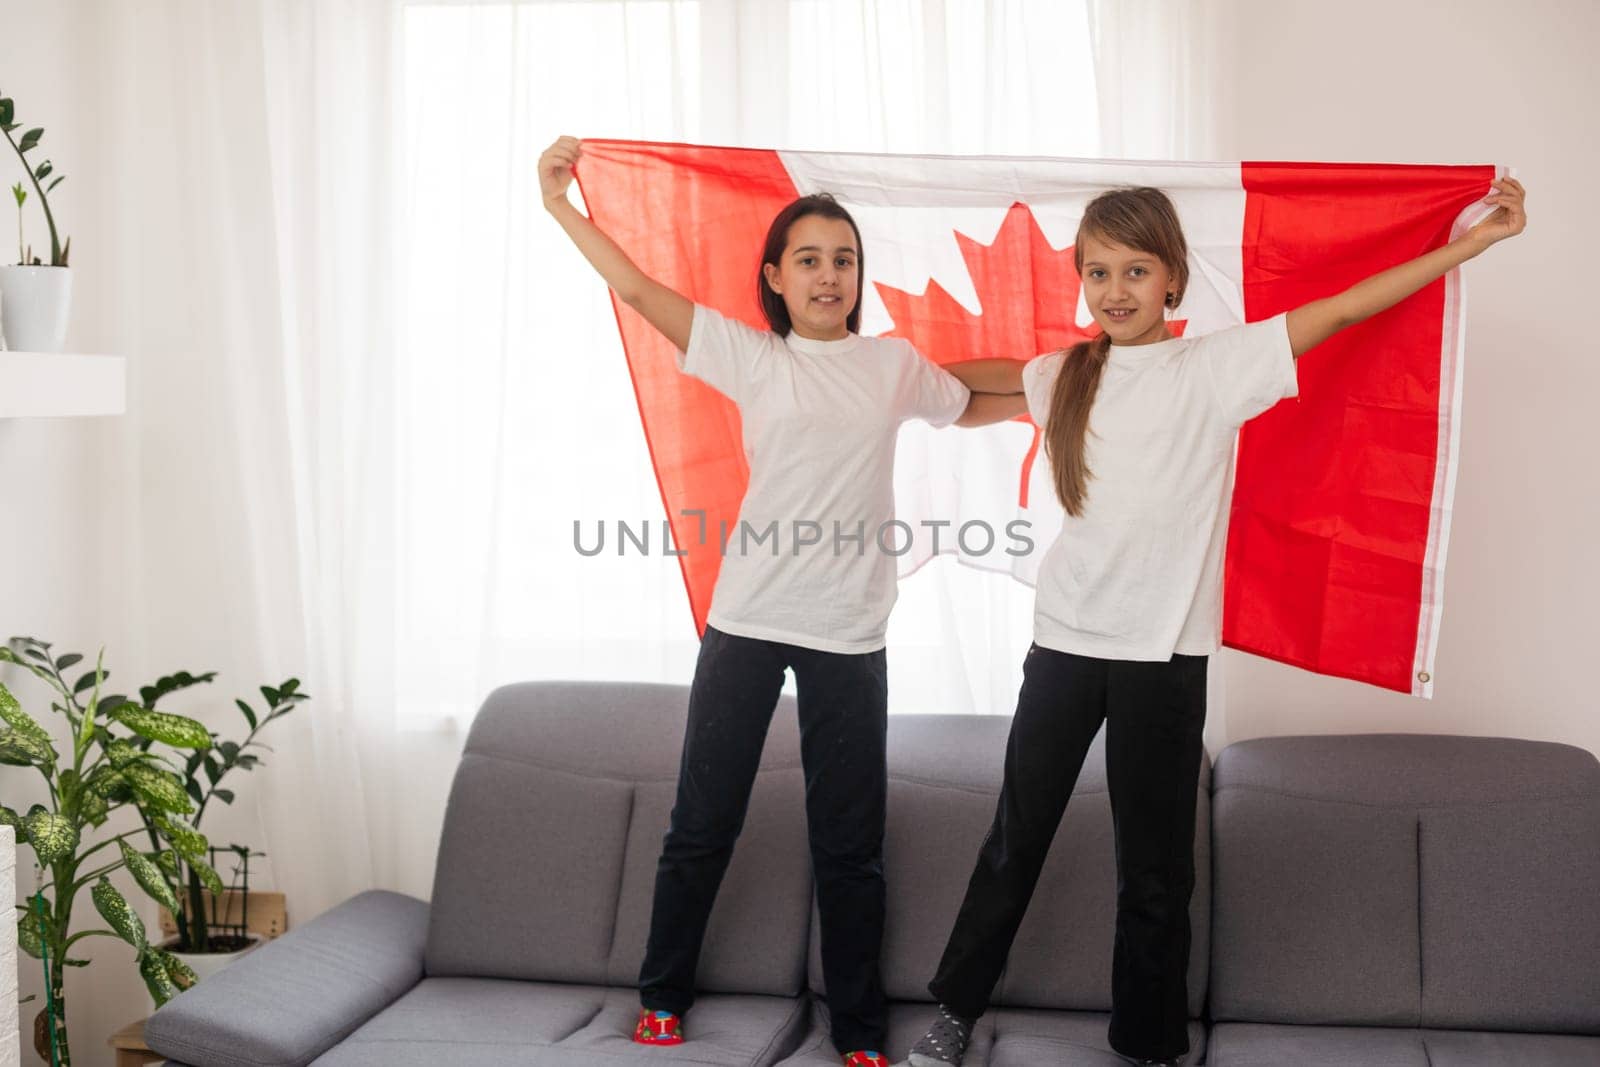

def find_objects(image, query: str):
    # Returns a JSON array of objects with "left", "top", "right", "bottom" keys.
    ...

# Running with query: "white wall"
[
  {"left": 2, "top": 4, "right": 282, "bottom": 1063},
  {"left": 1197, "top": 0, "right": 1600, "bottom": 758}
]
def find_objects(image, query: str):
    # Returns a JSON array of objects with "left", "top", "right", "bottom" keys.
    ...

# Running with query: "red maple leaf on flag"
[{"left": 875, "top": 202, "right": 1185, "bottom": 505}]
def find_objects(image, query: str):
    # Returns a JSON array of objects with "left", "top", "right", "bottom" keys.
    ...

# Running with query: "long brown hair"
[{"left": 1046, "top": 187, "right": 1190, "bottom": 516}]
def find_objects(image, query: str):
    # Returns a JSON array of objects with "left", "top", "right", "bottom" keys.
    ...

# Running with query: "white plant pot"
[
  {"left": 0, "top": 265, "right": 72, "bottom": 353},
  {"left": 160, "top": 933, "right": 265, "bottom": 983}
]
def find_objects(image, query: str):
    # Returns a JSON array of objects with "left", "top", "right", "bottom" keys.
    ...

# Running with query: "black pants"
[
  {"left": 639, "top": 625, "right": 889, "bottom": 1054},
  {"left": 928, "top": 644, "right": 1207, "bottom": 1062}
]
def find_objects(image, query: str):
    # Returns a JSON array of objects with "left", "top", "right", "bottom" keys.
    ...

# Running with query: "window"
[{"left": 399, "top": 1, "right": 1097, "bottom": 727}]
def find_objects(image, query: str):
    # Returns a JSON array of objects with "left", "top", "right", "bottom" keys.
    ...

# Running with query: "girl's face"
[
  {"left": 1078, "top": 231, "right": 1179, "bottom": 346},
  {"left": 763, "top": 214, "right": 860, "bottom": 341}
]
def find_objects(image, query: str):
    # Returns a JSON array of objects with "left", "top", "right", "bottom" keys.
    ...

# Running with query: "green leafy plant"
[
  {"left": 182, "top": 842, "right": 268, "bottom": 953},
  {"left": 159, "top": 669, "right": 304, "bottom": 953},
  {"left": 1, "top": 636, "right": 305, "bottom": 1065},
  {"left": 0, "top": 91, "right": 70, "bottom": 266}
]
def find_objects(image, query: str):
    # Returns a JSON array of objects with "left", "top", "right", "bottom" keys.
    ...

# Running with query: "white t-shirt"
[
  {"left": 680, "top": 304, "right": 971, "bottom": 654},
  {"left": 1021, "top": 315, "right": 1297, "bottom": 661}
]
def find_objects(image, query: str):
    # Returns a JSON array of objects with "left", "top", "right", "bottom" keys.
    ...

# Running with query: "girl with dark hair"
[
  {"left": 906, "top": 178, "right": 1526, "bottom": 1067},
  {"left": 540, "top": 136, "right": 1023, "bottom": 1067}
]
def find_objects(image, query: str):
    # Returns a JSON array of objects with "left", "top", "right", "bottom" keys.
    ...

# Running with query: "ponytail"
[{"left": 1044, "top": 333, "right": 1113, "bottom": 517}]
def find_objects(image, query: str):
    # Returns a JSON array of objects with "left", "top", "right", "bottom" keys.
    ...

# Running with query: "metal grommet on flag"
[{"left": 1418, "top": 671, "right": 1432, "bottom": 684}]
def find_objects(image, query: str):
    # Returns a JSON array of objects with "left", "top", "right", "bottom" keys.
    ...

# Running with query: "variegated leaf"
[
  {"left": 0, "top": 726, "right": 54, "bottom": 767},
  {"left": 139, "top": 947, "right": 181, "bottom": 1006},
  {"left": 105, "top": 739, "right": 142, "bottom": 768},
  {"left": 119, "top": 839, "right": 180, "bottom": 913},
  {"left": 85, "top": 764, "right": 124, "bottom": 797},
  {"left": 121, "top": 762, "right": 194, "bottom": 815},
  {"left": 92, "top": 877, "right": 148, "bottom": 949},
  {"left": 0, "top": 682, "right": 53, "bottom": 746},
  {"left": 21, "top": 808, "right": 76, "bottom": 864},
  {"left": 17, "top": 909, "right": 44, "bottom": 958},
  {"left": 191, "top": 855, "right": 225, "bottom": 895},
  {"left": 154, "top": 815, "right": 208, "bottom": 861},
  {"left": 111, "top": 704, "right": 212, "bottom": 750},
  {"left": 81, "top": 789, "right": 109, "bottom": 827},
  {"left": 160, "top": 948, "right": 199, "bottom": 991}
]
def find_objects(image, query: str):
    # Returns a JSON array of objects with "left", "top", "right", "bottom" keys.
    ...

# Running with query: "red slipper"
[{"left": 633, "top": 1008, "right": 685, "bottom": 1046}]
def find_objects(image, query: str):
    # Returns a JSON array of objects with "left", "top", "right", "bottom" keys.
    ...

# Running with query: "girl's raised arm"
[
  {"left": 541, "top": 136, "right": 694, "bottom": 352},
  {"left": 1286, "top": 176, "right": 1526, "bottom": 359}
]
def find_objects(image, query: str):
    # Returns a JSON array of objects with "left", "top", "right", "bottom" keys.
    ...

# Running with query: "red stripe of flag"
[
  {"left": 575, "top": 141, "right": 799, "bottom": 635},
  {"left": 1230, "top": 162, "right": 1494, "bottom": 691}
]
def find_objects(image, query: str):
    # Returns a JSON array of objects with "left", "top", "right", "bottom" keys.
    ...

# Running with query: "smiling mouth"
[
  {"left": 1103, "top": 308, "right": 1136, "bottom": 322},
  {"left": 812, "top": 295, "right": 842, "bottom": 305}
]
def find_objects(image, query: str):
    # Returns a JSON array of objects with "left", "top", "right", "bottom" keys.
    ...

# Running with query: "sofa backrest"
[
  {"left": 425, "top": 681, "right": 814, "bottom": 997},
  {"left": 1210, "top": 734, "right": 1600, "bottom": 1034},
  {"left": 808, "top": 714, "right": 1212, "bottom": 1018}
]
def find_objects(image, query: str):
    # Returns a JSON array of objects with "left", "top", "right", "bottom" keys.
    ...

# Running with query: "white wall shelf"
[{"left": 0, "top": 351, "right": 126, "bottom": 418}]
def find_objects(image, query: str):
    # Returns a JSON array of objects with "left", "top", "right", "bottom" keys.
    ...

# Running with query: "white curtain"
[
  {"left": 94, "top": 0, "right": 409, "bottom": 922},
  {"left": 10, "top": 3, "right": 1193, "bottom": 1055},
  {"left": 396, "top": 0, "right": 1109, "bottom": 735},
  {"left": 1087, "top": 0, "right": 1213, "bottom": 161},
  {"left": 103, "top": 0, "right": 1195, "bottom": 919},
  {"left": 17, "top": 0, "right": 412, "bottom": 1054}
]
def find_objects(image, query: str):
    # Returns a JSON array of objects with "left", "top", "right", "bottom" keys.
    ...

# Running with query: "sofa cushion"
[
  {"left": 1210, "top": 734, "right": 1600, "bottom": 1032},
  {"left": 1207, "top": 1022, "right": 1600, "bottom": 1066},
  {"left": 984, "top": 1008, "right": 1205, "bottom": 1067},
  {"left": 807, "top": 714, "right": 1211, "bottom": 1017},
  {"left": 774, "top": 1003, "right": 989, "bottom": 1066},
  {"left": 773, "top": 1002, "right": 1206, "bottom": 1065},
  {"left": 426, "top": 682, "right": 815, "bottom": 998},
  {"left": 145, "top": 890, "right": 428, "bottom": 1067},
  {"left": 310, "top": 977, "right": 809, "bottom": 1066},
  {"left": 1209, "top": 787, "right": 1421, "bottom": 1025},
  {"left": 1421, "top": 796, "right": 1600, "bottom": 1031}
]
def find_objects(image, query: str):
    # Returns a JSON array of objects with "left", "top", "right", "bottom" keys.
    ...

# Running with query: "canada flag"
[{"left": 574, "top": 140, "right": 1501, "bottom": 697}]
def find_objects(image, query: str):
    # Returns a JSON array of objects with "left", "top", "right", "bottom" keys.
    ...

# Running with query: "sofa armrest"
[{"left": 145, "top": 889, "right": 429, "bottom": 1067}]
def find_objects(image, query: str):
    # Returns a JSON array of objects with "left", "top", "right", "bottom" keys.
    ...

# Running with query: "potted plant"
[
  {"left": 0, "top": 636, "right": 305, "bottom": 1066},
  {"left": 152, "top": 671, "right": 304, "bottom": 973},
  {"left": 162, "top": 843, "right": 270, "bottom": 982},
  {"left": 0, "top": 90, "right": 72, "bottom": 352}
]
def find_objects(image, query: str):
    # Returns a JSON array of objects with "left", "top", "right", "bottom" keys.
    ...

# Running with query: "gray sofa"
[
  {"left": 144, "top": 681, "right": 1600, "bottom": 1066},
  {"left": 1205, "top": 734, "right": 1600, "bottom": 1065}
]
